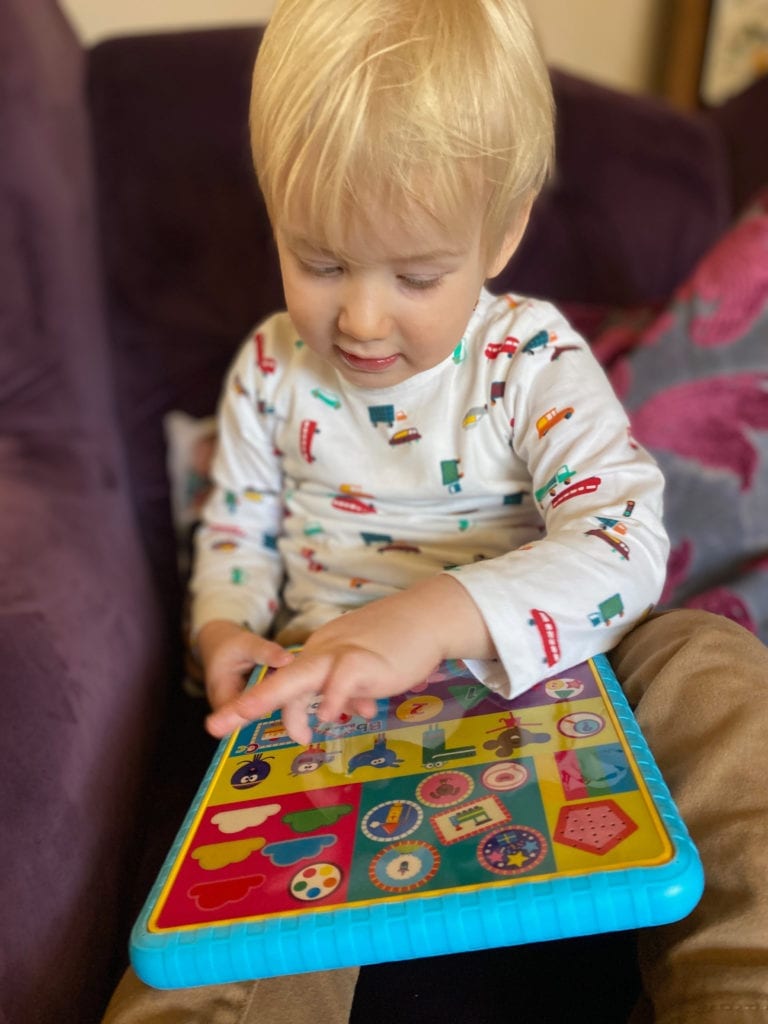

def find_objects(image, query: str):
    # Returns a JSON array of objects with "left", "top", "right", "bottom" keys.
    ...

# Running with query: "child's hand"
[
  {"left": 205, "top": 575, "right": 495, "bottom": 745},
  {"left": 197, "top": 620, "right": 294, "bottom": 720}
]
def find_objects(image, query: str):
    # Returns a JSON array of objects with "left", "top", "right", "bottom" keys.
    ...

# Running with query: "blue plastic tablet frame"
[{"left": 130, "top": 654, "right": 704, "bottom": 989}]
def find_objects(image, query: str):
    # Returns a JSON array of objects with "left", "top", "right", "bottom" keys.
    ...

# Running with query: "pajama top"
[{"left": 190, "top": 288, "right": 669, "bottom": 697}]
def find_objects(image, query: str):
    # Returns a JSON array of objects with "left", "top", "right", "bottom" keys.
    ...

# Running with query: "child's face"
[{"left": 275, "top": 206, "right": 513, "bottom": 388}]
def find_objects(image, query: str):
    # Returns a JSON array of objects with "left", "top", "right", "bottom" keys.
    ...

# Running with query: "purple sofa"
[{"left": 1, "top": 2, "right": 766, "bottom": 1021}]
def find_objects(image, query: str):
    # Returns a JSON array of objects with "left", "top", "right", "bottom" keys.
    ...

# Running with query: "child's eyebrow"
[{"left": 392, "top": 248, "right": 466, "bottom": 264}]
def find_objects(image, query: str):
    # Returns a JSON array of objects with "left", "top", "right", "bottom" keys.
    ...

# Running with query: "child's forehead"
[{"left": 278, "top": 199, "right": 482, "bottom": 264}]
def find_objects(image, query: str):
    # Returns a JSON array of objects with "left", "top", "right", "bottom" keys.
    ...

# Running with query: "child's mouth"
[{"left": 337, "top": 348, "right": 400, "bottom": 373}]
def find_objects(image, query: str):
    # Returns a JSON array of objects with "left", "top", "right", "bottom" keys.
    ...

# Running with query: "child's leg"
[
  {"left": 102, "top": 966, "right": 358, "bottom": 1024},
  {"left": 610, "top": 609, "right": 768, "bottom": 1024}
]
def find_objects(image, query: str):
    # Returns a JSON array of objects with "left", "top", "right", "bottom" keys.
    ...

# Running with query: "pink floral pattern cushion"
[{"left": 587, "top": 190, "right": 768, "bottom": 639}]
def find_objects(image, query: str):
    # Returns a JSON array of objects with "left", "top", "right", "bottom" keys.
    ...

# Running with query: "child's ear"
[{"left": 486, "top": 200, "right": 534, "bottom": 279}]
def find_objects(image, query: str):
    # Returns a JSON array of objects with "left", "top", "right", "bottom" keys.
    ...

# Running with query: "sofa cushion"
[
  {"left": 602, "top": 190, "right": 768, "bottom": 640},
  {"left": 495, "top": 71, "right": 730, "bottom": 306},
  {"left": 87, "top": 27, "right": 282, "bottom": 615}
]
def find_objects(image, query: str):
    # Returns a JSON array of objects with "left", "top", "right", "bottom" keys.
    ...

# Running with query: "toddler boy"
[{"left": 195, "top": 0, "right": 668, "bottom": 746}]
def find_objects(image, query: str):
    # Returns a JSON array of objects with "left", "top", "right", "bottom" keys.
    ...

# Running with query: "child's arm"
[
  {"left": 205, "top": 573, "right": 494, "bottom": 744},
  {"left": 189, "top": 320, "right": 287, "bottom": 678}
]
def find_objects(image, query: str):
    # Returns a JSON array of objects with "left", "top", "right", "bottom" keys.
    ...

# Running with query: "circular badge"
[
  {"left": 477, "top": 826, "right": 548, "bottom": 876},
  {"left": 557, "top": 711, "right": 605, "bottom": 739},
  {"left": 544, "top": 677, "right": 584, "bottom": 701},
  {"left": 416, "top": 770, "right": 474, "bottom": 807},
  {"left": 289, "top": 863, "right": 342, "bottom": 901},
  {"left": 395, "top": 695, "right": 444, "bottom": 722},
  {"left": 481, "top": 761, "right": 530, "bottom": 792},
  {"left": 369, "top": 841, "right": 440, "bottom": 892},
  {"left": 361, "top": 799, "right": 423, "bottom": 842}
]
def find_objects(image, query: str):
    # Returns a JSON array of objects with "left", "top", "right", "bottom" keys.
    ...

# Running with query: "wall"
[
  {"left": 527, "top": 0, "right": 665, "bottom": 95},
  {"left": 60, "top": 0, "right": 663, "bottom": 96},
  {"left": 59, "top": 0, "right": 277, "bottom": 43}
]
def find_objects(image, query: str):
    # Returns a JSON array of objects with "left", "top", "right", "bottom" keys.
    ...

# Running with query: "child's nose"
[{"left": 338, "top": 278, "right": 392, "bottom": 342}]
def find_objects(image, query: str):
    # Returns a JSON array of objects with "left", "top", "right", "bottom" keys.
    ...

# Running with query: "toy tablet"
[{"left": 131, "top": 654, "right": 703, "bottom": 989}]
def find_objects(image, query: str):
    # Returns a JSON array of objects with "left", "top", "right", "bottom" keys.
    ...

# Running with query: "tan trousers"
[{"left": 103, "top": 610, "right": 768, "bottom": 1023}]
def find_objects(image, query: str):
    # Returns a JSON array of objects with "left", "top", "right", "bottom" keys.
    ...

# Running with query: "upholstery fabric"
[{"left": 0, "top": 3, "right": 166, "bottom": 1022}]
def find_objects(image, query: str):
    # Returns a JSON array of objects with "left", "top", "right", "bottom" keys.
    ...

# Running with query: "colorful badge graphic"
[
  {"left": 361, "top": 800, "right": 423, "bottom": 842},
  {"left": 481, "top": 761, "right": 530, "bottom": 792},
  {"left": 557, "top": 711, "right": 605, "bottom": 739},
  {"left": 369, "top": 842, "right": 440, "bottom": 893},
  {"left": 289, "top": 863, "right": 342, "bottom": 902},
  {"left": 544, "top": 677, "right": 584, "bottom": 701},
  {"left": 395, "top": 695, "right": 444, "bottom": 722},
  {"left": 416, "top": 770, "right": 474, "bottom": 807},
  {"left": 478, "top": 826, "right": 548, "bottom": 876},
  {"left": 431, "top": 796, "right": 510, "bottom": 845}
]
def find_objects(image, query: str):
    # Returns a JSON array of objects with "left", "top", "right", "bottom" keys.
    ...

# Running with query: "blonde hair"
[{"left": 250, "top": 0, "right": 554, "bottom": 261}]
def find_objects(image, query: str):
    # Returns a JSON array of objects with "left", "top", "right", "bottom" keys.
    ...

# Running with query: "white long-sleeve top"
[{"left": 190, "top": 288, "right": 669, "bottom": 697}]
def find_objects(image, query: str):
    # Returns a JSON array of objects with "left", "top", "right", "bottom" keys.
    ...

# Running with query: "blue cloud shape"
[{"left": 262, "top": 834, "right": 337, "bottom": 867}]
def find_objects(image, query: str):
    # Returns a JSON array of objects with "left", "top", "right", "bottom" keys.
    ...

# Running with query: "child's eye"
[
  {"left": 300, "top": 260, "right": 342, "bottom": 278},
  {"left": 400, "top": 275, "right": 443, "bottom": 291}
]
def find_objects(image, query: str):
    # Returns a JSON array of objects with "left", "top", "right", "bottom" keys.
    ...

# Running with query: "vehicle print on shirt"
[
  {"left": 349, "top": 576, "right": 372, "bottom": 589},
  {"left": 390, "top": 427, "right": 422, "bottom": 446},
  {"left": 485, "top": 335, "right": 520, "bottom": 359},
  {"left": 331, "top": 494, "right": 377, "bottom": 514},
  {"left": 253, "top": 331, "right": 276, "bottom": 374},
  {"left": 311, "top": 387, "right": 341, "bottom": 409},
  {"left": 593, "top": 516, "right": 628, "bottom": 534},
  {"left": 585, "top": 528, "right": 630, "bottom": 560},
  {"left": 377, "top": 540, "right": 422, "bottom": 554},
  {"left": 361, "top": 531, "right": 392, "bottom": 546},
  {"left": 242, "top": 487, "right": 264, "bottom": 503},
  {"left": 490, "top": 381, "right": 506, "bottom": 404},
  {"left": 233, "top": 373, "right": 250, "bottom": 399},
  {"left": 300, "top": 547, "right": 326, "bottom": 573},
  {"left": 522, "top": 329, "right": 556, "bottom": 355},
  {"left": 452, "top": 338, "right": 466, "bottom": 364},
  {"left": 536, "top": 406, "right": 574, "bottom": 438},
  {"left": 528, "top": 609, "right": 561, "bottom": 667},
  {"left": 550, "top": 344, "right": 581, "bottom": 362},
  {"left": 462, "top": 405, "right": 489, "bottom": 429},
  {"left": 338, "top": 484, "right": 375, "bottom": 498},
  {"left": 211, "top": 539, "right": 239, "bottom": 552},
  {"left": 256, "top": 398, "right": 275, "bottom": 415},
  {"left": 502, "top": 491, "right": 529, "bottom": 505},
  {"left": 368, "top": 404, "right": 396, "bottom": 428},
  {"left": 551, "top": 476, "right": 602, "bottom": 509},
  {"left": 209, "top": 523, "right": 247, "bottom": 539},
  {"left": 588, "top": 593, "right": 625, "bottom": 627},
  {"left": 534, "top": 465, "right": 575, "bottom": 503},
  {"left": 299, "top": 419, "right": 320, "bottom": 462},
  {"left": 440, "top": 459, "right": 464, "bottom": 493}
]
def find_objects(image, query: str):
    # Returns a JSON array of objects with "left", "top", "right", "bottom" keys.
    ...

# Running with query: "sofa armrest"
[{"left": 0, "top": 437, "right": 168, "bottom": 1022}]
